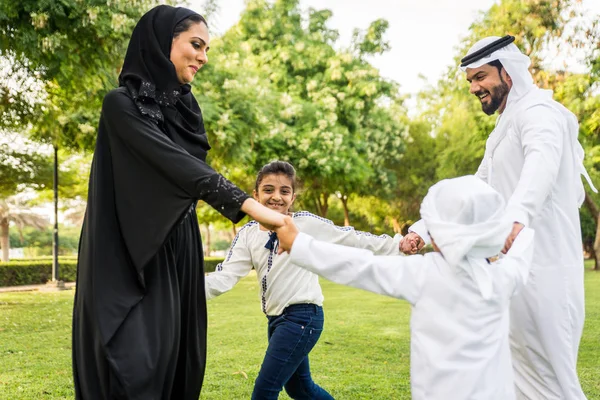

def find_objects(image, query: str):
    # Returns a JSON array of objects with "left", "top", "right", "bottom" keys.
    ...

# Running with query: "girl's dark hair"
[
  {"left": 173, "top": 14, "right": 207, "bottom": 39},
  {"left": 255, "top": 161, "right": 297, "bottom": 192}
]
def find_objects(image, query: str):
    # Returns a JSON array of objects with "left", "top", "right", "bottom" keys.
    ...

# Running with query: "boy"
[{"left": 275, "top": 175, "right": 534, "bottom": 400}]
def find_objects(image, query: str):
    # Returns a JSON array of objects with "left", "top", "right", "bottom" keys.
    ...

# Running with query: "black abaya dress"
[{"left": 72, "top": 87, "right": 249, "bottom": 400}]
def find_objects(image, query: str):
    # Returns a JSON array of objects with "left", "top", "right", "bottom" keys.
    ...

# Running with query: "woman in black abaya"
[{"left": 72, "top": 6, "right": 284, "bottom": 399}]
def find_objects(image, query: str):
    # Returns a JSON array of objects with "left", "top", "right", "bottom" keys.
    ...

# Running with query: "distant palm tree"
[
  {"left": 62, "top": 199, "right": 86, "bottom": 227},
  {"left": 0, "top": 197, "right": 48, "bottom": 262}
]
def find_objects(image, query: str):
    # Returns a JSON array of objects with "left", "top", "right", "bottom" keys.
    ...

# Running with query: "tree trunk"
[
  {"left": 340, "top": 194, "right": 350, "bottom": 226},
  {"left": 593, "top": 215, "right": 600, "bottom": 271},
  {"left": 203, "top": 224, "right": 212, "bottom": 257},
  {"left": 1, "top": 217, "right": 9, "bottom": 262},
  {"left": 315, "top": 192, "right": 329, "bottom": 218},
  {"left": 391, "top": 217, "right": 401, "bottom": 234},
  {"left": 583, "top": 192, "right": 599, "bottom": 270}
]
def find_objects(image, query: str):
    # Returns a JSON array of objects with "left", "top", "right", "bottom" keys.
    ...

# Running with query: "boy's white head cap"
[{"left": 420, "top": 175, "right": 512, "bottom": 299}]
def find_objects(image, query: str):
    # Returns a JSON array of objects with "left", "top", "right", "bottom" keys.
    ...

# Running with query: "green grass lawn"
[{"left": 0, "top": 265, "right": 598, "bottom": 399}]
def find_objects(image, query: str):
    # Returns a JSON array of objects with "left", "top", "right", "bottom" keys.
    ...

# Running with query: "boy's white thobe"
[{"left": 288, "top": 229, "right": 534, "bottom": 400}]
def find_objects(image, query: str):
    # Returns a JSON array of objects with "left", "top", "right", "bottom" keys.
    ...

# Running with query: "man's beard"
[{"left": 476, "top": 77, "right": 510, "bottom": 115}]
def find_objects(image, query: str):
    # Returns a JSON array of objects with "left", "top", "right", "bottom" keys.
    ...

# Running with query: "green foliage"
[
  {"left": 0, "top": 259, "right": 77, "bottom": 286},
  {"left": 0, "top": 141, "right": 53, "bottom": 198},
  {"left": 416, "top": 0, "right": 577, "bottom": 180},
  {"left": 9, "top": 225, "right": 80, "bottom": 255},
  {"left": 204, "top": 256, "right": 224, "bottom": 273},
  {"left": 552, "top": 70, "right": 600, "bottom": 233},
  {"left": 196, "top": 0, "right": 407, "bottom": 216},
  {"left": 581, "top": 205, "right": 597, "bottom": 254},
  {"left": 387, "top": 120, "right": 438, "bottom": 225},
  {"left": 0, "top": 257, "right": 223, "bottom": 286},
  {"left": 211, "top": 239, "right": 231, "bottom": 251},
  {"left": 8, "top": 256, "right": 77, "bottom": 262},
  {"left": 34, "top": 150, "right": 93, "bottom": 203},
  {"left": 467, "top": 0, "right": 571, "bottom": 72},
  {"left": 352, "top": 19, "right": 390, "bottom": 56},
  {"left": 411, "top": 0, "right": 600, "bottom": 231},
  {"left": 0, "top": 0, "right": 160, "bottom": 149}
]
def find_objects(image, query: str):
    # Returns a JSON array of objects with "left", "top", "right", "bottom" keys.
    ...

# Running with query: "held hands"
[
  {"left": 400, "top": 232, "right": 425, "bottom": 255},
  {"left": 501, "top": 222, "right": 525, "bottom": 254},
  {"left": 241, "top": 198, "right": 286, "bottom": 231},
  {"left": 275, "top": 216, "right": 299, "bottom": 254}
]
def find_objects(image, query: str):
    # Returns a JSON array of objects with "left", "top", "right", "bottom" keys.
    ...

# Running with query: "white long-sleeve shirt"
[
  {"left": 205, "top": 211, "right": 402, "bottom": 315},
  {"left": 289, "top": 229, "right": 535, "bottom": 400}
]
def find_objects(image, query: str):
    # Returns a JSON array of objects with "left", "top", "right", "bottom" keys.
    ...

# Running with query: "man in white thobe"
[{"left": 405, "top": 36, "right": 597, "bottom": 399}]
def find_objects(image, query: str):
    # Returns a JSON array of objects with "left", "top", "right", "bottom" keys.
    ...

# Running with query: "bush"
[
  {"left": 8, "top": 256, "right": 78, "bottom": 262},
  {"left": 0, "top": 260, "right": 78, "bottom": 287},
  {"left": 204, "top": 257, "right": 225, "bottom": 273},
  {"left": 0, "top": 257, "right": 225, "bottom": 287}
]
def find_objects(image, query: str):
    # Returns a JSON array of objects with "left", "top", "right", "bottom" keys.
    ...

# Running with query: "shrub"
[
  {"left": 0, "top": 257, "right": 225, "bottom": 286},
  {"left": 204, "top": 257, "right": 225, "bottom": 273},
  {"left": 0, "top": 260, "right": 78, "bottom": 287}
]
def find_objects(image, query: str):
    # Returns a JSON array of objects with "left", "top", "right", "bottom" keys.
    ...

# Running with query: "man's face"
[{"left": 466, "top": 64, "right": 511, "bottom": 115}]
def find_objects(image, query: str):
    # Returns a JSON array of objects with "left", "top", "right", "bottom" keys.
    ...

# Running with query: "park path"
[{"left": 0, "top": 282, "right": 76, "bottom": 293}]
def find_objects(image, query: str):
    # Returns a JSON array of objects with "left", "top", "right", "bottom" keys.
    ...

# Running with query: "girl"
[{"left": 205, "top": 161, "right": 402, "bottom": 400}]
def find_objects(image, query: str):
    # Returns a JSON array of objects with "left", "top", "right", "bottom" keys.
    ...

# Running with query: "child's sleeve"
[
  {"left": 289, "top": 232, "right": 428, "bottom": 304},
  {"left": 205, "top": 228, "right": 254, "bottom": 300},
  {"left": 295, "top": 212, "right": 401, "bottom": 255},
  {"left": 496, "top": 228, "right": 535, "bottom": 297}
]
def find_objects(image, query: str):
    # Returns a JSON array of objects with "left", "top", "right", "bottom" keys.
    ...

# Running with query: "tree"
[
  {"left": 196, "top": 0, "right": 407, "bottom": 220},
  {"left": 416, "top": 0, "right": 575, "bottom": 179},
  {"left": 0, "top": 139, "right": 53, "bottom": 198},
  {"left": 386, "top": 119, "right": 438, "bottom": 228},
  {"left": 0, "top": 0, "right": 161, "bottom": 149},
  {"left": 414, "top": 0, "right": 600, "bottom": 265}
]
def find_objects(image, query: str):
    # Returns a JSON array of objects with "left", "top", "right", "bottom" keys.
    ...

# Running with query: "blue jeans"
[{"left": 251, "top": 304, "right": 334, "bottom": 400}]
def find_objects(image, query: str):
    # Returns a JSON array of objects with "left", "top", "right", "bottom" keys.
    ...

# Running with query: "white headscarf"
[
  {"left": 420, "top": 175, "right": 512, "bottom": 300},
  {"left": 460, "top": 36, "right": 536, "bottom": 104}
]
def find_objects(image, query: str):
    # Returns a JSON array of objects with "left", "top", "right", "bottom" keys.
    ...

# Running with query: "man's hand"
[
  {"left": 501, "top": 222, "right": 525, "bottom": 254},
  {"left": 276, "top": 216, "right": 299, "bottom": 254},
  {"left": 400, "top": 232, "right": 424, "bottom": 255}
]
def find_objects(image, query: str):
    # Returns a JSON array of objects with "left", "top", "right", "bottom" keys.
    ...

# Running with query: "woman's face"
[{"left": 170, "top": 21, "right": 210, "bottom": 85}]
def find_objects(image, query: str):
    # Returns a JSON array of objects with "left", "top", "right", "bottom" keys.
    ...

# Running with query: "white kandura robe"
[
  {"left": 412, "top": 86, "right": 589, "bottom": 399},
  {"left": 288, "top": 229, "right": 534, "bottom": 400},
  {"left": 479, "top": 87, "right": 588, "bottom": 400}
]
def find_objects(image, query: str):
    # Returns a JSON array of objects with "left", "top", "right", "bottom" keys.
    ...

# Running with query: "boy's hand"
[
  {"left": 276, "top": 216, "right": 299, "bottom": 254},
  {"left": 501, "top": 222, "right": 524, "bottom": 254},
  {"left": 400, "top": 232, "right": 424, "bottom": 255}
]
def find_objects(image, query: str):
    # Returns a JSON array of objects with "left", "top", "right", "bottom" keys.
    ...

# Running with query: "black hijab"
[{"left": 119, "top": 5, "right": 210, "bottom": 161}]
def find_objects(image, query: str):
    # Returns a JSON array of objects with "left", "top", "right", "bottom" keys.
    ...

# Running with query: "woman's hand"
[{"left": 241, "top": 198, "right": 286, "bottom": 230}]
